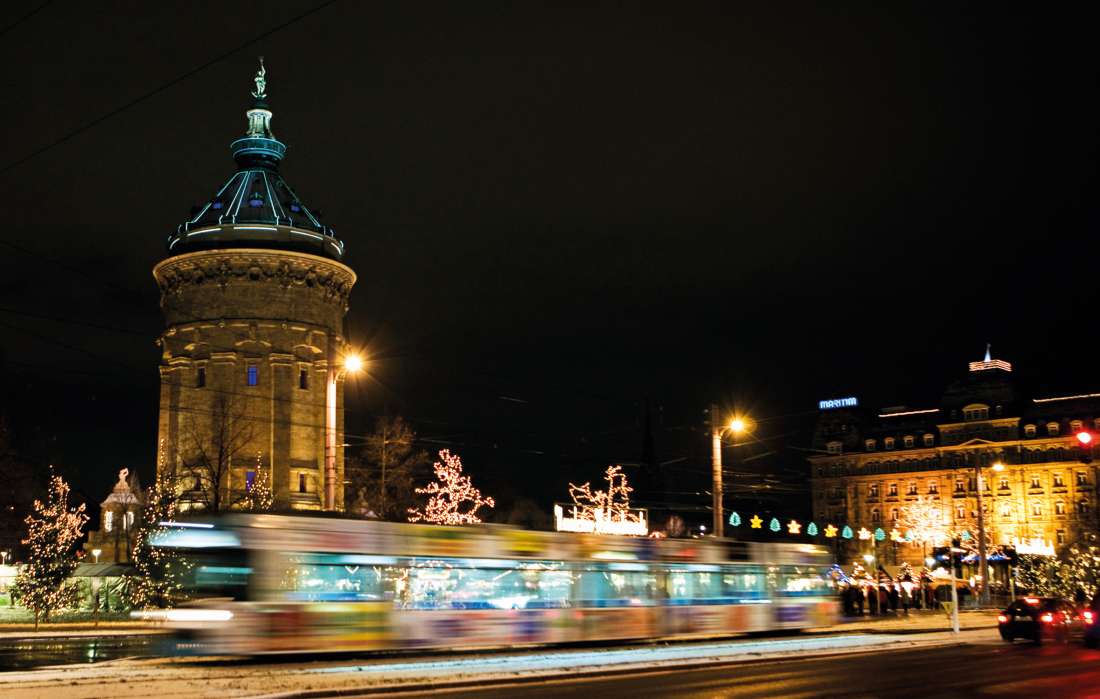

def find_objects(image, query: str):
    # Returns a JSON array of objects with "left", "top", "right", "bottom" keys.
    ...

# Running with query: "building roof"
[{"left": 167, "top": 59, "right": 345, "bottom": 260}]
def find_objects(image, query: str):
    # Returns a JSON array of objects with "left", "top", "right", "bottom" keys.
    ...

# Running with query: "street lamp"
[
  {"left": 973, "top": 459, "right": 1004, "bottom": 607},
  {"left": 325, "top": 351, "right": 365, "bottom": 511},
  {"left": 91, "top": 549, "right": 101, "bottom": 564},
  {"left": 710, "top": 405, "right": 752, "bottom": 538}
]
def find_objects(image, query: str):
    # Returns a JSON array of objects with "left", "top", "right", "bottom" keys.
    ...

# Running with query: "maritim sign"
[{"left": 818, "top": 396, "right": 858, "bottom": 410}]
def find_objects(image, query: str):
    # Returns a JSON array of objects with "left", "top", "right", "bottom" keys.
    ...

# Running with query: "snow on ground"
[{"left": 0, "top": 628, "right": 995, "bottom": 699}]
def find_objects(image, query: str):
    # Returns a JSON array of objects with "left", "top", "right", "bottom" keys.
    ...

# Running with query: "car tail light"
[
  {"left": 1085, "top": 611, "right": 1095, "bottom": 624},
  {"left": 997, "top": 614, "right": 1008, "bottom": 623},
  {"left": 1041, "top": 612, "right": 1055, "bottom": 623}
]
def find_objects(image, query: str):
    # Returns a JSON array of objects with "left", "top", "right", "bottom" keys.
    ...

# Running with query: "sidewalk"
[
  {"left": 0, "top": 620, "right": 163, "bottom": 640},
  {"left": 822, "top": 609, "right": 998, "bottom": 635}
]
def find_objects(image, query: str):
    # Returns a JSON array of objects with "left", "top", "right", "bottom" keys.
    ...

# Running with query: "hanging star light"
[
  {"left": 728, "top": 511, "right": 741, "bottom": 527},
  {"left": 889, "top": 528, "right": 904, "bottom": 543},
  {"left": 842, "top": 525, "right": 853, "bottom": 539},
  {"left": 808, "top": 522, "right": 819, "bottom": 536},
  {"left": 824, "top": 524, "right": 838, "bottom": 538},
  {"left": 787, "top": 520, "right": 801, "bottom": 535},
  {"left": 858, "top": 527, "right": 872, "bottom": 540},
  {"left": 769, "top": 517, "right": 781, "bottom": 532},
  {"left": 750, "top": 514, "right": 763, "bottom": 529},
  {"left": 874, "top": 527, "right": 886, "bottom": 541}
]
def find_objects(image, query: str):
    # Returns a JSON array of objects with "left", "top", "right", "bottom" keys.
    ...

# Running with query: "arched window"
[
  {"left": 865, "top": 439, "right": 876, "bottom": 451},
  {"left": 885, "top": 437, "right": 896, "bottom": 450},
  {"left": 904, "top": 435, "right": 914, "bottom": 448},
  {"left": 923, "top": 433, "right": 934, "bottom": 447},
  {"left": 1024, "top": 424, "right": 1036, "bottom": 437},
  {"left": 104, "top": 510, "right": 114, "bottom": 532},
  {"left": 826, "top": 441, "right": 842, "bottom": 454},
  {"left": 1047, "top": 422, "right": 1060, "bottom": 436},
  {"left": 1071, "top": 420, "right": 1083, "bottom": 433}
]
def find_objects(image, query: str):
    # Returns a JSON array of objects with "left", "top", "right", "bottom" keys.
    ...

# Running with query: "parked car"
[
  {"left": 1083, "top": 594, "right": 1100, "bottom": 648},
  {"left": 998, "top": 597, "right": 1083, "bottom": 644}
]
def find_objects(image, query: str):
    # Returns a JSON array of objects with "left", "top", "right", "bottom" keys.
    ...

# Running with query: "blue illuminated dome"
[{"left": 169, "top": 59, "right": 345, "bottom": 260}]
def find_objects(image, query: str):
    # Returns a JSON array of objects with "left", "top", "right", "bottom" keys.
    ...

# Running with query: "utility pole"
[{"left": 710, "top": 403, "right": 724, "bottom": 539}]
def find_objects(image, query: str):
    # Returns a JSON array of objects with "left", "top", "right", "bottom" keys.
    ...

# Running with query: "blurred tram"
[{"left": 149, "top": 514, "right": 838, "bottom": 654}]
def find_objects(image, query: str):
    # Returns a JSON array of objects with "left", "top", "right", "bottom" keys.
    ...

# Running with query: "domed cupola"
[{"left": 168, "top": 58, "right": 345, "bottom": 260}]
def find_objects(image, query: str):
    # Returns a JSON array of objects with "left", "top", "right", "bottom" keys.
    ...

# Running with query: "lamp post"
[
  {"left": 709, "top": 405, "right": 750, "bottom": 538},
  {"left": 91, "top": 549, "right": 101, "bottom": 564},
  {"left": 325, "top": 351, "right": 364, "bottom": 511},
  {"left": 974, "top": 458, "right": 1003, "bottom": 607}
]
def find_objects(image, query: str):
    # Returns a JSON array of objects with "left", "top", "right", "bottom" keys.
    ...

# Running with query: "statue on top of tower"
[{"left": 251, "top": 56, "right": 267, "bottom": 100}]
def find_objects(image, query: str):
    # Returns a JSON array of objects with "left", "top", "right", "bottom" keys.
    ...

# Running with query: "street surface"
[{"left": 379, "top": 640, "right": 1100, "bottom": 698}]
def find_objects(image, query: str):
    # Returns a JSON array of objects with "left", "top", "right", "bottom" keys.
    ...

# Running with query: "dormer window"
[
  {"left": 826, "top": 441, "right": 842, "bottom": 455},
  {"left": 1024, "top": 424, "right": 1036, "bottom": 437},
  {"left": 865, "top": 439, "right": 876, "bottom": 451},
  {"left": 885, "top": 437, "right": 895, "bottom": 450},
  {"left": 1071, "top": 420, "right": 1083, "bottom": 433},
  {"left": 1047, "top": 422, "right": 1060, "bottom": 436},
  {"left": 904, "top": 435, "right": 914, "bottom": 448},
  {"left": 963, "top": 404, "right": 990, "bottom": 421},
  {"left": 923, "top": 433, "right": 934, "bottom": 447}
]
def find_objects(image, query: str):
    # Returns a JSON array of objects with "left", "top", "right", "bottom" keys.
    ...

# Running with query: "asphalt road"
[
  {"left": 374, "top": 640, "right": 1100, "bottom": 698},
  {"left": 0, "top": 635, "right": 155, "bottom": 669}
]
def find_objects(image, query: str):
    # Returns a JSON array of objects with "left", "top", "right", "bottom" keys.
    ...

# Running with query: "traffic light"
[{"left": 1077, "top": 431, "right": 1094, "bottom": 464}]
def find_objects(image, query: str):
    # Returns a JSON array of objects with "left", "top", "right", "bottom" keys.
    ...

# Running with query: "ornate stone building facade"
[
  {"left": 809, "top": 350, "right": 1100, "bottom": 565},
  {"left": 84, "top": 469, "right": 144, "bottom": 564},
  {"left": 154, "top": 62, "right": 357, "bottom": 512}
]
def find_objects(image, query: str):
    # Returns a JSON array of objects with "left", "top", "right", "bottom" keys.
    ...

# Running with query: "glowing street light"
[
  {"left": 325, "top": 350, "right": 366, "bottom": 511},
  {"left": 710, "top": 406, "right": 753, "bottom": 538},
  {"left": 91, "top": 548, "right": 101, "bottom": 564}
]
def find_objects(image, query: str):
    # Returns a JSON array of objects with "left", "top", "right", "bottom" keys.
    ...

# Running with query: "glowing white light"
[
  {"left": 233, "top": 225, "right": 277, "bottom": 232},
  {"left": 134, "top": 609, "right": 233, "bottom": 622}
]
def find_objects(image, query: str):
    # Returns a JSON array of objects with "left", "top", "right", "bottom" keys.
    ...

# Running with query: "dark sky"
[{"left": 2, "top": 2, "right": 1098, "bottom": 525}]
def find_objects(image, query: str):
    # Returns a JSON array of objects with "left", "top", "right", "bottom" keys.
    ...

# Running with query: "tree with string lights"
[
  {"left": 568, "top": 465, "right": 643, "bottom": 527},
  {"left": 127, "top": 469, "right": 192, "bottom": 609},
  {"left": 239, "top": 451, "right": 274, "bottom": 513},
  {"left": 408, "top": 450, "right": 494, "bottom": 525},
  {"left": 897, "top": 496, "right": 948, "bottom": 557},
  {"left": 12, "top": 472, "right": 88, "bottom": 629}
]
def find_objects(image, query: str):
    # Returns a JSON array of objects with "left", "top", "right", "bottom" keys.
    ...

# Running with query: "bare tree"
[
  {"left": 178, "top": 396, "right": 257, "bottom": 512},
  {"left": 346, "top": 416, "right": 429, "bottom": 521}
]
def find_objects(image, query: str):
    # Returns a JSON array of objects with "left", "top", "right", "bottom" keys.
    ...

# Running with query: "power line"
[
  {"left": 0, "top": 0, "right": 53, "bottom": 39},
  {"left": 0, "top": 0, "right": 341, "bottom": 177}
]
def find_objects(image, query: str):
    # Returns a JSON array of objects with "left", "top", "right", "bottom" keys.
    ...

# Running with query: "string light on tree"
[
  {"left": 408, "top": 450, "right": 495, "bottom": 525},
  {"left": 564, "top": 465, "right": 644, "bottom": 531},
  {"left": 127, "top": 468, "right": 191, "bottom": 609},
  {"left": 240, "top": 451, "right": 274, "bottom": 512},
  {"left": 12, "top": 472, "right": 88, "bottom": 629}
]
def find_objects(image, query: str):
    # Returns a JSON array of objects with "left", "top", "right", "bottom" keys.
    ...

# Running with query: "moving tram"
[{"left": 151, "top": 514, "right": 838, "bottom": 654}]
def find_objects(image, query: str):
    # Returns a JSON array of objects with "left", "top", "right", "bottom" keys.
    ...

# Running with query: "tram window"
[
  {"left": 575, "top": 566, "right": 657, "bottom": 606},
  {"left": 772, "top": 566, "right": 829, "bottom": 596},
  {"left": 278, "top": 554, "right": 396, "bottom": 602},
  {"left": 401, "top": 559, "right": 576, "bottom": 610}
]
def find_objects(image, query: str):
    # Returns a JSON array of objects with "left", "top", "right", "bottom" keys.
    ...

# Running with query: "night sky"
[{"left": 2, "top": 2, "right": 1098, "bottom": 526}]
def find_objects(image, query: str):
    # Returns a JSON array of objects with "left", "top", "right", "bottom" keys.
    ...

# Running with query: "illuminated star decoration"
[
  {"left": 787, "top": 520, "right": 801, "bottom": 535},
  {"left": 750, "top": 515, "right": 763, "bottom": 529},
  {"left": 824, "top": 524, "right": 838, "bottom": 538},
  {"left": 807, "top": 522, "right": 819, "bottom": 536},
  {"left": 769, "top": 517, "right": 781, "bottom": 532},
  {"left": 858, "top": 527, "right": 872, "bottom": 540},
  {"left": 890, "top": 528, "right": 904, "bottom": 543}
]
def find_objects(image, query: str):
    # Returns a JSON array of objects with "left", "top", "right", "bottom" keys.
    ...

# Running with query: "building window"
[
  {"left": 197, "top": 367, "right": 206, "bottom": 388},
  {"left": 865, "top": 439, "right": 876, "bottom": 451},
  {"left": 104, "top": 510, "right": 113, "bottom": 532},
  {"left": 928, "top": 481, "right": 939, "bottom": 494},
  {"left": 1024, "top": 424, "right": 1036, "bottom": 437},
  {"left": 124, "top": 511, "right": 134, "bottom": 530},
  {"left": 923, "top": 433, "right": 934, "bottom": 447},
  {"left": 869, "top": 484, "right": 879, "bottom": 498},
  {"left": 1071, "top": 420, "right": 1083, "bottom": 434},
  {"left": 999, "top": 475, "right": 1009, "bottom": 490},
  {"left": 246, "top": 470, "right": 256, "bottom": 491},
  {"left": 996, "top": 405, "right": 1003, "bottom": 416},
  {"left": 871, "top": 508, "right": 880, "bottom": 522},
  {"left": 1031, "top": 501, "right": 1042, "bottom": 517},
  {"left": 298, "top": 473, "right": 307, "bottom": 493},
  {"left": 963, "top": 404, "right": 990, "bottom": 421},
  {"left": 1001, "top": 503, "right": 1012, "bottom": 518},
  {"left": 955, "top": 504, "right": 965, "bottom": 519},
  {"left": 1078, "top": 472, "right": 1089, "bottom": 486},
  {"left": 826, "top": 441, "right": 842, "bottom": 455},
  {"left": 891, "top": 508, "right": 899, "bottom": 522},
  {"left": 247, "top": 365, "right": 258, "bottom": 386},
  {"left": 299, "top": 369, "right": 309, "bottom": 390},
  {"left": 1047, "top": 422, "right": 1060, "bottom": 436},
  {"left": 1055, "top": 501, "right": 1066, "bottom": 515},
  {"left": 955, "top": 479, "right": 965, "bottom": 493},
  {"left": 888, "top": 483, "right": 898, "bottom": 497},
  {"left": 907, "top": 482, "right": 918, "bottom": 495},
  {"left": 1057, "top": 530, "right": 1066, "bottom": 546},
  {"left": 904, "top": 435, "right": 914, "bottom": 448},
  {"left": 1079, "top": 500, "right": 1090, "bottom": 515},
  {"left": 885, "top": 437, "right": 895, "bottom": 450},
  {"left": 1030, "top": 475, "right": 1042, "bottom": 489},
  {"left": 1053, "top": 473, "right": 1065, "bottom": 488}
]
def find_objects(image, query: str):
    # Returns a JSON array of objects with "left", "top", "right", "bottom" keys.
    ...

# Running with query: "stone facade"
[
  {"left": 153, "top": 248, "right": 356, "bottom": 512},
  {"left": 809, "top": 353, "right": 1100, "bottom": 565},
  {"left": 84, "top": 469, "right": 144, "bottom": 563}
]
